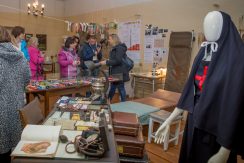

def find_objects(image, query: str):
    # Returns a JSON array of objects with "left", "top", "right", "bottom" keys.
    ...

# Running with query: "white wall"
[
  {"left": 64, "top": 0, "right": 152, "bottom": 16},
  {"left": 0, "top": 0, "right": 65, "bottom": 17},
  {"left": 65, "top": 0, "right": 244, "bottom": 72}
]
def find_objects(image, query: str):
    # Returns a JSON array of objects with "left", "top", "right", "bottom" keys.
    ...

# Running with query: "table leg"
[
  {"left": 44, "top": 92, "right": 49, "bottom": 117},
  {"left": 152, "top": 79, "right": 155, "bottom": 92},
  {"left": 26, "top": 93, "right": 30, "bottom": 104},
  {"left": 133, "top": 76, "right": 136, "bottom": 99},
  {"left": 148, "top": 118, "right": 153, "bottom": 143}
]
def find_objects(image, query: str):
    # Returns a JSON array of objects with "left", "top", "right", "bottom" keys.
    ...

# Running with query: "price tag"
[{"left": 117, "top": 145, "right": 123, "bottom": 153}]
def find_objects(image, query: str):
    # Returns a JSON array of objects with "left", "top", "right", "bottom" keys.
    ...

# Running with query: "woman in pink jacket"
[
  {"left": 28, "top": 37, "right": 44, "bottom": 80},
  {"left": 58, "top": 37, "right": 80, "bottom": 78}
]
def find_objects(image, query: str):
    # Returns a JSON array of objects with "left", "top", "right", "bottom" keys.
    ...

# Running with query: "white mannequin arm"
[
  {"left": 208, "top": 147, "right": 230, "bottom": 163},
  {"left": 154, "top": 107, "right": 184, "bottom": 144}
]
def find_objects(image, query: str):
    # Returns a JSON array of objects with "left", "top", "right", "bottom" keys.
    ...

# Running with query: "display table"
[
  {"left": 26, "top": 84, "right": 90, "bottom": 117},
  {"left": 12, "top": 103, "right": 119, "bottom": 163},
  {"left": 25, "top": 73, "right": 91, "bottom": 117}
]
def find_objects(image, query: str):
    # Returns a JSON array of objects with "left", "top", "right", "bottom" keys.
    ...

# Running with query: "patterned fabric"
[
  {"left": 0, "top": 42, "right": 30, "bottom": 154},
  {"left": 194, "top": 60, "right": 210, "bottom": 94}
]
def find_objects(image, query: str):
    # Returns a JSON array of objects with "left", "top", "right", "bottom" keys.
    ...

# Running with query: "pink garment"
[
  {"left": 58, "top": 48, "right": 78, "bottom": 78},
  {"left": 28, "top": 45, "right": 44, "bottom": 79}
]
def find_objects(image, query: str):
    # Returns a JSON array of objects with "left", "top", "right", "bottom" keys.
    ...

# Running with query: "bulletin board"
[{"left": 144, "top": 25, "right": 169, "bottom": 67}]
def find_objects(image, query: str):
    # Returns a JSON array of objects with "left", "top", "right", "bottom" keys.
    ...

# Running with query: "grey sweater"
[{"left": 0, "top": 42, "right": 30, "bottom": 154}]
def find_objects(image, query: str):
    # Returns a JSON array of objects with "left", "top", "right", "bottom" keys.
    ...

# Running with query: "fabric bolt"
[{"left": 0, "top": 42, "right": 30, "bottom": 154}]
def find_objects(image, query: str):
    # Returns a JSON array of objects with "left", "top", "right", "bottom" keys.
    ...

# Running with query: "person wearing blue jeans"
[
  {"left": 108, "top": 82, "right": 126, "bottom": 102},
  {"left": 100, "top": 34, "right": 130, "bottom": 102}
]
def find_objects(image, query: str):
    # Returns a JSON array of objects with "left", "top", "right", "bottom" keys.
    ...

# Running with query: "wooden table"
[
  {"left": 12, "top": 105, "right": 119, "bottom": 163},
  {"left": 131, "top": 72, "right": 165, "bottom": 98},
  {"left": 26, "top": 83, "right": 90, "bottom": 117}
]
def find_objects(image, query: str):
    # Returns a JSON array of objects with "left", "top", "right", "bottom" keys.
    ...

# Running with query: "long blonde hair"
[
  {"left": 28, "top": 37, "right": 38, "bottom": 47},
  {"left": 109, "top": 34, "right": 121, "bottom": 46}
]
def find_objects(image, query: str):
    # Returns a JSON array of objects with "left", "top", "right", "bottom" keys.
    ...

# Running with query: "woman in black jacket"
[{"left": 100, "top": 34, "right": 129, "bottom": 102}]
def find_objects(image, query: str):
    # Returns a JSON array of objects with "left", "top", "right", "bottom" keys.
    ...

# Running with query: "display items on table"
[
  {"left": 26, "top": 75, "right": 118, "bottom": 92},
  {"left": 26, "top": 79, "right": 91, "bottom": 91},
  {"left": 44, "top": 97, "right": 110, "bottom": 158},
  {"left": 56, "top": 96, "right": 107, "bottom": 112},
  {"left": 12, "top": 93, "right": 118, "bottom": 162}
]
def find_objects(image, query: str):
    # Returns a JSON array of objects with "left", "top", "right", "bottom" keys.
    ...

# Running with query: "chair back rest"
[
  {"left": 19, "top": 97, "right": 44, "bottom": 127},
  {"left": 164, "top": 32, "right": 193, "bottom": 93}
]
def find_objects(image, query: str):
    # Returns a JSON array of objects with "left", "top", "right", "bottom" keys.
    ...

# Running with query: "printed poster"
[{"left": 118, "top": 20, "right": 141, "bottom": 63}]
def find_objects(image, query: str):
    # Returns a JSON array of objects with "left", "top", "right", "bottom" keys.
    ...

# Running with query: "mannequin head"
[{"left": 203, "top": 11, "right": 223, "bottom": 42}]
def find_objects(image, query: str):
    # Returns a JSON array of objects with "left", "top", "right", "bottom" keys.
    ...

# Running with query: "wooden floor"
[
  {"left": 111, "top": 94, "right": 244, "bottom": 163},
  {"left": 143, "top": 123, "right": 183, "bottom": 163},
  {"left": 36, "top": 93, "right": 244, "bottom": 163}
]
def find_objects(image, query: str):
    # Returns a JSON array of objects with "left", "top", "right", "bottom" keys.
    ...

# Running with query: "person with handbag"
[
  {"left": 28, "top": 37, "right": 45, "bottom": 80},
  {"left": 100, "top": 34, "right": 130, "bottom": 102}
]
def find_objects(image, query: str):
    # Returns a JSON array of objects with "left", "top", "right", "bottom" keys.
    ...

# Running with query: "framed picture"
[{"left": 36, "top": 34, "right": 47, "bottom": 51}]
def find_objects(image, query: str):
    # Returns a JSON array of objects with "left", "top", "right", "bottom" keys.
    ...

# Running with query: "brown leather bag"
[
  {"left": 115, "top": 128, "right": 145, "bottom": 158},
  {"left": 112, "top": 111, "right": 140, "bottom": 136}
]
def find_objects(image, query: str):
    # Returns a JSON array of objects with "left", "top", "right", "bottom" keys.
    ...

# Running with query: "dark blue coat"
[
  {"left": 106, "top": 43, "right": 130, "bottom": 82},
  {"left": 82, "top": 42, "right": 102, "bottom": 62}
]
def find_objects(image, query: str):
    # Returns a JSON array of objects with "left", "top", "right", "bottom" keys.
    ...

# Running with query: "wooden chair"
[
  {"left": 43, "top": 61, "right": 55, "bottom": 74},
  {"left": 18, "top": 97, "right": 44, "bottom": 127}
]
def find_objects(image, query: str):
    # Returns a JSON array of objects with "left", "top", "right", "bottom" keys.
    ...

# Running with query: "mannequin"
[{"left": 155, "top": 11, "right": 244, "bottom": 163}]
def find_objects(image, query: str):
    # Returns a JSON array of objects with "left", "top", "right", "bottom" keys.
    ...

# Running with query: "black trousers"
[
  {"left": 0, "top": 150, "right": 11, "bottom": 163},
  {"left": 179, "top": 115, "right": 237, "bottom": 163}
]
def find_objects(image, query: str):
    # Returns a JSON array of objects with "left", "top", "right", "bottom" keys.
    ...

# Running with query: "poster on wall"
[
  {"left": 144, "top": 26, "right": 169, "bottom": 66},
  {"left": 36, "top": 34, "right": 47, "bottom": 51},
  {"left": 118, "top": 20, "right": 141, "bottom": 63},
  {"left": 144, "top": 35, "right": 154, "bottom": 63}
]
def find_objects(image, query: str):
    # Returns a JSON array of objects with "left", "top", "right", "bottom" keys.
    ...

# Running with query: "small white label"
[{"left": 93, "top": 55, "right": 98, "bottom": 61}]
